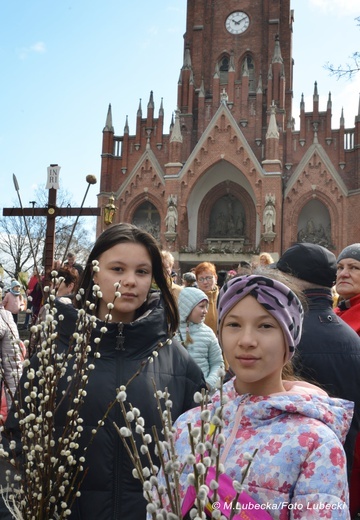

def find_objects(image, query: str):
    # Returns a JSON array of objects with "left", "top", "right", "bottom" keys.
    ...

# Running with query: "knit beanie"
[
  {"left": 337, "top": 244, "right": 360, "bottom": 264},
  {"left": 178, "top": 287, "right": 209, "bottom": 323},
  {"left": 217, "top": 274, "right": 304, "bottom": 361},
  {"left": 10, "top": 280, "right": 21, "bottom": 296}
]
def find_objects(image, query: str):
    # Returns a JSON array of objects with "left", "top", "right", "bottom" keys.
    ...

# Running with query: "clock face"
[{"left": 225, "top": 11, "right": 250, "bottom": 35}]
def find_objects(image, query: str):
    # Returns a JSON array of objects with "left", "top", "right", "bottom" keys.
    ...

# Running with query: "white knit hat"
[{"left": 178, "top": 287, "right": 208, "bottom": 322}]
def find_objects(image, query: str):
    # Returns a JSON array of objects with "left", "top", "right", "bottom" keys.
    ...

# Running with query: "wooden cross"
[{"left": 2, "top": 165, "right": 101, "bottom": 277}]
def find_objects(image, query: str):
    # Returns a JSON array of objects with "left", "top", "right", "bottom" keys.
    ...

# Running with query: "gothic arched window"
[
  {"left": 241, "top": 55, "right": 255, "bottom": 92},
  {"left": 219, "top": 56, "right": 230, "bottom": 84}
]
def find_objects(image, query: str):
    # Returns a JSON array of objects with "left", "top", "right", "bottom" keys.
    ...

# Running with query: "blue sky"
[{"left": 1, "top": 0, "right": 359, "bottom": 218}]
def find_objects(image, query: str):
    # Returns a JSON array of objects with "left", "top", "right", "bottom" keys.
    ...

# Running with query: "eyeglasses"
[{"left": 198, "top": 276, "right": 214, "bottom": 283}]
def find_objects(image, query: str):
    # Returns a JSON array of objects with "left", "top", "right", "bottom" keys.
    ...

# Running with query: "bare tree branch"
[
  {"left": 324, "top": 17, "right": 360, "bottom": 80},
  {"left": 0, "top": 186, "right": 95, "bottom": 280}
]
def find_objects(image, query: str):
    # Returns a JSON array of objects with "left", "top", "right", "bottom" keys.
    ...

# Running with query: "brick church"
[{"left": 97, "top": 0, "right": 360, "bottom": 272}]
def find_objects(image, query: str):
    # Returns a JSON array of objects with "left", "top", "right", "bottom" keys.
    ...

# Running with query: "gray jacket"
[{"left": 0, "top": 306, "right": 24, "bottom": 409}]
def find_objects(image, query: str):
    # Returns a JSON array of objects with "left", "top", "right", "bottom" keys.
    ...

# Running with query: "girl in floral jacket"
[{"left": 162, "top": 274, "right": 353, "bottom": 519}]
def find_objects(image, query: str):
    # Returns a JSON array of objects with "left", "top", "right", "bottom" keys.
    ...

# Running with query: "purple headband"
[{"left": 217, "top": 275, "right": 304, "bottom": 360}]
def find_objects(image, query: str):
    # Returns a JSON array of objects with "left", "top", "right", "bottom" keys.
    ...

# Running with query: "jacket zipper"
[
  {"left": 114, "top": 322, "right": 125, "bottom": 517},
  {"left": 116, "top": 322, "right": 125, "bottom": 350},
  {"left": 220, "top": 395, "right": 250, "bottom": 464}
]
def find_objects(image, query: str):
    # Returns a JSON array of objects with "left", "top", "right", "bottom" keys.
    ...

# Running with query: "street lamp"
[{"left": 104, "top": 194, "right": 116, "bottom": 225}]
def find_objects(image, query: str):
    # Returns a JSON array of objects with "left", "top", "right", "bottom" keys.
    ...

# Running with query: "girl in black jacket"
[{"left": 4, "top": 223, "right": 206, "bottom": 520}]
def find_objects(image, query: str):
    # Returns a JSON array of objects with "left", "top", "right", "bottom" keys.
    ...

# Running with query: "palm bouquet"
[
  {"left": 116, "top": 375, "right": 259, "bottom": 520},
  {"left": 0, "top": 274, "right": 258, "bottom": 520}
]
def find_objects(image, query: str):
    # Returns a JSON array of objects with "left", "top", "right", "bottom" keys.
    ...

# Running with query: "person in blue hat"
[{"left": 177, "top": 286, "right": 224, "bottom": 392}]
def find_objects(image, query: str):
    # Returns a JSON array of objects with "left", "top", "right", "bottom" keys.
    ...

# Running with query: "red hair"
[{"left": 194, "top": 262, "right": 217, "bottom": 277}]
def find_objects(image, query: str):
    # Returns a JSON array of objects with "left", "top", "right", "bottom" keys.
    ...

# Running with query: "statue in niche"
[
  {"left": 209, "top": 194, "right": 246, "bottom": 238},
  {"left": 165, "top": 195, "right": 178, "bottom": 233},
  {"left": 263, "top": 194, "right": 276, "bottom": 234},
  {"left": 215, "top": 212, "right": 227, "bottom": 235},
  {"left": 297, "top": 218, "right": 332, "bottom": 248},
  {"left": 132, "top": 201, "right": 160, "bottom": 240},
  {"left": 236, "top": 214, "right": 245, "bottom": 235}
]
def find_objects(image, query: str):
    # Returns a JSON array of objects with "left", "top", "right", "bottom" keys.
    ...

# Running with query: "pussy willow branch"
[
  {"left": 151, "top": 385, "right": 182, "bottom": 515},
  {"left": 85, "top": 339, "right": 171, "bottom": 453},
  {"left": 151, "top": 426, "right": 178, "bottom": 513},
  {"left": 209, "top": 380, "right": 225, "bottom": 505},
  {"left": 228, "top": 448, "right": 259, "bottom": 520}
]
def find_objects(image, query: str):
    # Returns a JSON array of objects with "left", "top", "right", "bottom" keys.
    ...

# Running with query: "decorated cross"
[{"left": 2, "top": 165, "right": 101, "bottom": 277}]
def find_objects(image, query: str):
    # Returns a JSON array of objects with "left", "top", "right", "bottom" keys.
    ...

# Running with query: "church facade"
[{"left": 97, "top": 0, "right": 360, "bottom": 271}]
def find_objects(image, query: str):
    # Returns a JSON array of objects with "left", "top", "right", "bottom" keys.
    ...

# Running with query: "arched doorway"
[{"left": 197, "top": 181, "right": 257, "bottom": 252}]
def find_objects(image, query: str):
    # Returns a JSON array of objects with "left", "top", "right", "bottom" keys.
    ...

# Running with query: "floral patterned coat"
[{"left": 170, "top": 380, "right": 353, "bottom": 519}]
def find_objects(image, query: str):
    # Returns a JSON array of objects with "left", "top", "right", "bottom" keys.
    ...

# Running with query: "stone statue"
[
  {"left": 263, "top": 194, "right": 276, "bottom": 234},
  {"left": 165, "top": 195, "right": 178, "bottom": 233},
  {"left": 297, "top": 218, "right": 332, "bottom": 248}
]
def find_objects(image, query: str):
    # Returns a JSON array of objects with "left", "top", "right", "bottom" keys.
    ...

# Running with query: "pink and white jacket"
[
  {"left": 2, "top": 291, "right": 24, "bottom": 315},
  {"left": 164, "top": 380, "right": 353, "bottom": 519}
]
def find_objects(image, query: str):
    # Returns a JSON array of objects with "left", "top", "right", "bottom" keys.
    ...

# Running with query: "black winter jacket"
[
  {"left": 293, "top": 288, "right": 360, "bottom": 479},
  {"left": 4, "top": 293, "right": 206, "bottom": 520}
]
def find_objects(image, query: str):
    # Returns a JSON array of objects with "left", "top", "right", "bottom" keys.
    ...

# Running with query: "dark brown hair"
[{"left": 57, "top": 267, "right": 79, "bottom": 290}]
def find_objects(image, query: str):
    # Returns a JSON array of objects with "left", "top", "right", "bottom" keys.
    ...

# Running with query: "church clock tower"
[
  {"left": 98, "top": 1, "right": 360, "bottom": 269},
  {"left": 178, "top": 0, "right": 293, "bottom": 163}
]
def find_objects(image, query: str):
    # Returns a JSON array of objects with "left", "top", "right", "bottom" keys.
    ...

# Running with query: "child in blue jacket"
[{"left": 177, "top": 287, "right": 224, "bottom": 391}]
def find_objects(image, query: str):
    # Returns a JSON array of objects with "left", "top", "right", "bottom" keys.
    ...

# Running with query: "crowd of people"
[
  {"left": 0, "top": 253, "right": 83, "bottom": 419},
  {"left": 0, "top": 251, "right": 83, "bottom": 331},
  {"left": 0, "top": 229, "right": 360, "bottom": 519}
]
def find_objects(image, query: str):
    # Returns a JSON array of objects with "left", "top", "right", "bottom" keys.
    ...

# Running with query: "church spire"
[
  {"left": 327, "top": 92, "right": 332, "bottom": 110},
  {"left": 170, "top": 108, "right": 183, "bottom": 143},
  {"left": 300, "top": 93, "right": 305, "bottom": 111},
  {"left": 313, "top": 81, "right": 319, "bottom": 117},
  {"left": 156, "top": 98, "right": 164, "bottom": 147},
  {"left": 103, "top": 104, "right": 114, "bottom": 132},
  {"left": 169, "top": 112, "right": 174, "bottom": 132},
  {"left": 262, "top": 102, "right": 281, "bottom": 171},
  {"left": 159, "top": 97, "right": 164, "bottom": 117},
  {"left": 135, "top": 99, "right": 142, "bottom": 149},
  {"left": 183, "top": 44, "right": 192, "bottom": 69},
  {"left": 137, "top": 99, "right": 142, "bottom": 118},
  {"left": 356, "top": 93, "right": 360, "bottom": 123},
  {"left": 272, "top": 34, "right": 283, "bottom": 64},
  {"left": 166, "top": 108, "right": 183, "bottom": 171},
  {"left": 147, "top": 90, "right": 154, "bottom": 110},
  {"left": 124, "top": 115, "right": 129, "bottom": 134},
  {"left": 313, "top": 81, "right": 319, "bottom": 103},
  {"left": 146, "top": 91, "right": 154, "bottom": 131}
]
